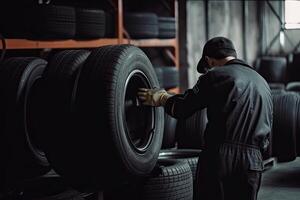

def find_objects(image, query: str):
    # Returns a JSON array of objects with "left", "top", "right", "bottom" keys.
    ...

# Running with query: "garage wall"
[
  {"left": 185, "top": 0, "right": 300, "bottom": 88},
  {"left": 186, "top": 0, "right": 260, "bottom": 87}
]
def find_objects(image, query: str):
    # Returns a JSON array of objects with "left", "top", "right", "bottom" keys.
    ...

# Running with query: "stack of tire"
[
  {"left": 256, "top": 56, "right": 287, "bottom": 84},
  {"left": 124, "top": 13, "right": 159, "bottom": 39},
  {"left": 0, "top": 4, "right": 112, "bottom": 39},
  {"left": 287, "top": 53, "right": 300, "bottom": 82},
  {"left": 0, "top": 45, "right": 194, "bottom": 199},
  {"left": 0, "top": 57, "right": 52, "bottom": 198},
  {"left": 271, "top": 91, "right": 300, "bottom": 162},
  {"left": 158, "top": 17, "right": 176, "bottom": 38},
  {"left": 154, "top": 66, "right": 180, "bottom": 90}
]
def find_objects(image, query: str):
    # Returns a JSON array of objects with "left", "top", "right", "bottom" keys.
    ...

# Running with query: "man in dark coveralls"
[{"left": 138, "top": 37, "right": 273, "bottom": 200}]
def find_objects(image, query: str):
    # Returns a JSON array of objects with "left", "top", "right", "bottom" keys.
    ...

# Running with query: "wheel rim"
[{"left": 123, "top": 69, "right": 155, "bottom": 153}]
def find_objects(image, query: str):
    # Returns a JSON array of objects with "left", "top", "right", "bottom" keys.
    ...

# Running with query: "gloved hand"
[{"left": 138, "top": 88, "right": 173, "bottom": 107}]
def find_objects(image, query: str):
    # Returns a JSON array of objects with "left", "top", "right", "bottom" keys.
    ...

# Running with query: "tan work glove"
[{"left": 138, "top": 88, "right": 173, "bottom": 107}]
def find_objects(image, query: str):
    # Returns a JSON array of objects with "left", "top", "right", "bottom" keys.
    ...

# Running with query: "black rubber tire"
[
  {"left": 105, "top": 159, "right": 193, "bottom": 200},
  {"left": 46, "top": 45, "right": 163, "bottom": 189},
  {"left": 140, "top": 159, "right": 193, "bottom": 200},
  {"left": 161, "top": 114, "right": 177, "bottom": 149},
  {"left": 256, "top": 56, "right": 287, "bottom": 83},
  {"left": 268, "top": 83, "right": 285, "bottom": 90},
  {"left": 158, "top": 149, "right": 201, "bottom": 181},
  {"left": 286, "top": 82, "right": 300, "bottom": 92},
  {"left": 105, "top": 12, "right": 116, "bottom": 37},
  {"left": 30, "top": 5, "right": 76, "bottom": 39},
  {"left": 38, "top": 50, "right": 90, "bottom": 188},
  {"left": 176, "top": 109, "right": 207, "bottom": 149},
  {"left": 155, "top": 66, "right": 179, "bottom": 90},
  {"left": 272, "top": 92, "right": 298, "bottom": 162},
  {"left": 124, "top": 12, "right": 159, "bottom": 39},
  {"left": 154, "top": 67, "right": 164, "bottom": 88},
  {"left": 0, "top": 57, "right": 50, "bottom": 188},
  {"left": 75, "top": 8, "right": 106, "bottom": 39},
  {"left": 0, "top": 5, "right": 31, "bottom": 38},
  {"left": 158, "top": 17, "right": 176, "bottom": 39},
  {"left": 287, "top": 53, "right": 300, "bottom": 82}
]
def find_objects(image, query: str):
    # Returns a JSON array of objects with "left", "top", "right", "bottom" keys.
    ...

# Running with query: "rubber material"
[
  {"left": 286, "top": 82, "right": 300, "bottom": 92},
  {"left": 46, "top": 45, "right": 164, "bottom": 189},
  {"left": 272, "top": 92, "right": 298, "bottom": 162},
  {"left": 124, "top": 13, "right": 159, "bottom": 39},
  {"left": 176, "top": 109, "right": 207, "bottom": 149},
  {"left": 38, "top": 50, "right": 91, "bottom": 189},
  {"left": 161, "top": 114, "right": 177, "bottom": 149},
  {"left": 256, "top": 56, "right": 287, "bottom": 83},
  {"left": 0, "top": 57, "right": 50, "bottom": 189},
  {"left": 158, "top": 17, "right": 176, "bottom": 38},
  {"left": 76, "top": 8, "right": 106, "bottom": 38},
  {"left": 30, "top": 5, "right": 76, "bottom": 39},
  {"left": 159, "top": 149, "right": 201, "bottom": 181}
]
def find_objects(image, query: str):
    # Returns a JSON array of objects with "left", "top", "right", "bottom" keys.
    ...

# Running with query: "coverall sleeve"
[{"left": 164, "top": 72, "right": 213, "bottom": 119}]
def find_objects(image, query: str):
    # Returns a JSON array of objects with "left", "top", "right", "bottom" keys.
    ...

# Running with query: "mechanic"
[{"left": 138, "top": 36, "right": 273, "bottom": 200}]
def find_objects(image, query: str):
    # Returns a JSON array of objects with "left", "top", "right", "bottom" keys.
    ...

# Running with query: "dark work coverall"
[{"left": 164, "top": 59, "right": 273, "bottom": 200}]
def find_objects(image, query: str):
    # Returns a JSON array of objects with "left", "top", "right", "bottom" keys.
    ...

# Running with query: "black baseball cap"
[{"left": 197, "top": 37, "right": 237, "bottom": 73}]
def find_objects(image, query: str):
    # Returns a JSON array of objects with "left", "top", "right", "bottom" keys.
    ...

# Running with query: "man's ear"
[{"left": 205, "top": 56, "right": 212, "bottom": 67}]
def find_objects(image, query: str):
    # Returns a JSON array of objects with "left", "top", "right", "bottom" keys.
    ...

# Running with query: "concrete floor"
[{"left": 258, "top": 157, "right": 300, "bottom": 200}]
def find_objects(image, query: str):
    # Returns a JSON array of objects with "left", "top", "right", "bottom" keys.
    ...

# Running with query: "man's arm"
[{"left": 164, "top": 73, "right": 212, "bottom": 119}]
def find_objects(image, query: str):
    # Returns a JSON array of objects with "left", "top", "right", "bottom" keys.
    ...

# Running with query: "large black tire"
[
  {"left": 44, "top": 45, "right": 164, "bottom": 189},
  {"left": 256, "top": 56, "right": 287, "bottom": 83},
  {"left": 176, "top": 109, "right": 207, "bottom": 149},
  {"left": 268, "top": 83, "right": 285, "bottom": 90},
  {"left": 272, "top": 92, "right": 299, "bottom": 162},
  {"left": 287, "top": 53, "right": 300, "bottom": 82},
  {"left": 0, "top": 57, "right": 50, "bottom": 189},
  {"left": 105, "top": 12, "right": 116, "bottom": 37},
  {"left": 286, "top": 82, "right": 300, "bottom": 93},
  {"left": 106, "top": 159, "right": 193, "bottom": 200},
  {"left": 30, "top": 5, "right": 76, "bottom": 39},
  {"left": 158, "top": 17, "right": 176, "bottom": 39},
  {"left": 153, "top": 67, "right": 164, "bottom": 88},
  {"left": 75, "top": 8, "right": 106, "bottom": 39},
  {"left": 124, "top": 13, "right": 159, "bottom": 39},
  {"left": 161, "top": 114, "right": 177, "bottom": 149},
  {"left": 139, "top": 159, "right": 193, "bottom": 200},
  {"left": 161, "top": 66, "right": 179, "bottom": 90},
  {"left": 38, "top": 50, "right": 90, "bottom": 188},
  {"left": 158, "top": 149, "right": 201, "bottom": 181}
]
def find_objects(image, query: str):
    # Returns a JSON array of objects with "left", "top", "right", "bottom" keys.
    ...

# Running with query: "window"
[{"left": 285, "top": 0, "right": 300, "bottom": 29}]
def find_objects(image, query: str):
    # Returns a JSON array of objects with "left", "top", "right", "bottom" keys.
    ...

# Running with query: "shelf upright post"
[
  {"left": 117, "top": 0, "right": 124, "bottom": 44},
  {"left": 174, "top": 0, "right": 180, "bottom": 69}
]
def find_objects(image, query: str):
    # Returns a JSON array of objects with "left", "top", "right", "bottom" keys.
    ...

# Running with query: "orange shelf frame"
[{"left": 4, "top": 38, "right": 119, "bottom": 49}]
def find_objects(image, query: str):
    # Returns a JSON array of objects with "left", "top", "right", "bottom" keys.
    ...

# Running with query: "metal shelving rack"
[{"left": 2, "top": 0, "right": 179, "bottom": 68}]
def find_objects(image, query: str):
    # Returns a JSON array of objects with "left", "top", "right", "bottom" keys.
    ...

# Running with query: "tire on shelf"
[
  {"left": 158, "top": 149, "right": 201, "bottom": 181},
  {"left": 44, "top": 45, "right": 164, "bottom": 189},
  {"left": 75, "top": 8, "right": 106, "bottom": 39},
  {"left": 161, "top": 113, "right": 177, "bottom": 149},
  {"left": 153, "top": 67, "right": 164, "bottom": 88},
  {"left": 0, "top": 57, "right": 50, "bottom": 188},
  {"left": 124, "top": 12, "right": 159, "bottom": 39},
  {"left": 176, "top": 109, "right": 207, "bottom": 149},
  {"left": 256, "top": 56, "right": 287, "bottom": 83},
  {"left": 158, "top": 17, "right": 176, "bottom": 39},
  {"left": 272, "top": 92, "right": 299, "bottom": 162},
  {"left": 30, "top": 5, "right": 76, "bottom": 39},
  {"left": 105, "top": 12, "right": 116, "bottom": 37},
  {"left": 154, "top": 66, "right": 179, "bottom": 90}
]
